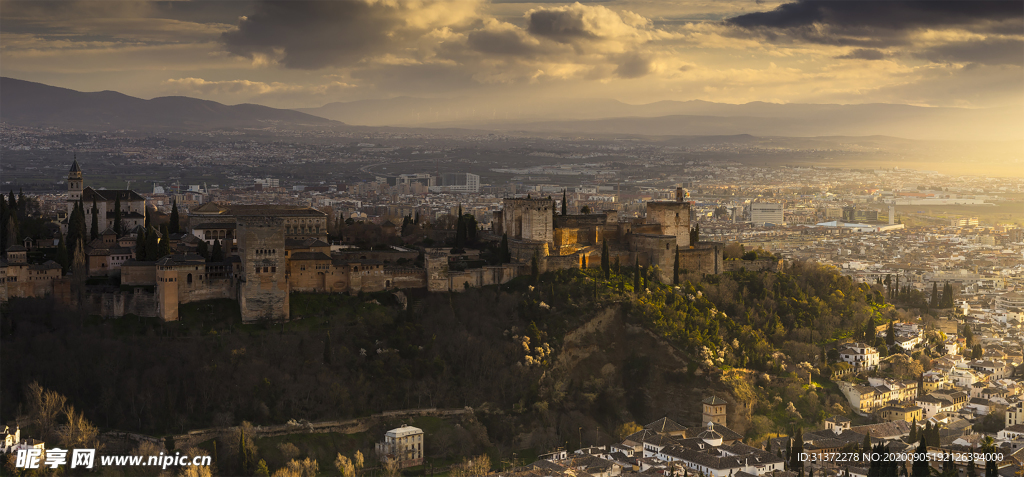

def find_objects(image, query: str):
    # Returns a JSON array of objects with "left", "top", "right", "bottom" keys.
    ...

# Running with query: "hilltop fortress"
[{"left": 0, "top": 164, "right": 723, "bottom": 321}]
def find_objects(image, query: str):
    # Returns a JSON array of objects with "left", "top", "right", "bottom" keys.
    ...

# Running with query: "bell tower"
[{"left": 68, "top": 157, "right": 83, "bottom": 202}]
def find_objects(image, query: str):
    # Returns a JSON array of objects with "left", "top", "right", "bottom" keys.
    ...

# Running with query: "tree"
[
  {"left": 531, "top": 250, "right": 539, "bottom": 282},
  {"left": 931, "top": 282, "right": 939, "bottom": 308},
  {"left": 90, "top": 198, "right": 99, "bottom": 240},
  {"left": 633, "top": 257, "right": 640, "bottom": 292},
  {"left": 450, "top": 455, "right": 491, "bottom": 477},
  {"left": 170, "top": 199, "right": 180, "bottom": 234},
  {"left": 211, "top": 239, "right": 224, "bottom": 262},
  {"left": 862, "top": 432, "right": 871, "bottom": 453},
  {"left": 690, "top": 223, "right": 700, "bottom": 245},
  {"left": 146, "top": 227, "right": 160, "bottom": 261},
  {"left": 886, "top": 320, "right": 895, "bottom": 347},
  {"left": 923, "top": 421, "right": 932, "bottom": 446},
  {"left": 967, "top": 456, "right": 976, "bottom": 477},
  {"left": 255, "top": 460, "right": 270, "bottom": 477},
  {"left": 335, "top": 454, "right": 355, "bottom": 477},
  {"left": 55, "top": 234, "right": 69, "bottom": 275},
  {"left": 911, "top": 439, "right": 929, "bottom": 477},
  {"left": 159, "top": 224, "right": 171, "bottom": 256},
  {"left": 324, "top": 332, "right": 333, "bottom": 365},
  {"left": 580, "top": 205, "right": 590, "bottom": 214},
  {"left": 673, "top": 246, "right": 680, "bottom": 285},
  {"left": 972, "top": 344, "right": 983, "bottom": 359},
  {"left": 790, "top": 428, "right": 803, "bottom": 471},
  {"left": 616, "top": 422, "right": 643, "bottom": 440},
  {"left": 499, "top": 233, "right": 510, "bottom": 264},
  {"left": 562, "top": 189, "right": 567, "bottom": 216},
  {"left": 113, "top": 194, "right": 122, "bottom": 237},
  {"left": 196, "top": 239, "right": 209, "bottom": 260},
  {"left": 353, "top": 451, "right": 364, "bottom": 472},
  {"left": 601, "top": 239, "right": 610, "bottom": 279},
  {"left": 963, "top": 324, "right": 975, "bottom": 348},
  {"left": 908, "top": 419, "right": 918, "bottom": 443}
]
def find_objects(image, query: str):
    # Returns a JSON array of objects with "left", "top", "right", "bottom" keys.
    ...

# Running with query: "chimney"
[{"left": 676, "top": 187, "right": 683, "bottom": 201}]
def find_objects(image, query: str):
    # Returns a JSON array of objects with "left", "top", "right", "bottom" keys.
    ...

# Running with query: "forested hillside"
[{"left": 0, "top": 261, "right": 898, "bottom": 467}]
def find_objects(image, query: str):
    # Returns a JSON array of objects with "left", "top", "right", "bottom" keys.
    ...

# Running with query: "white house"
[{"left": 839, "top": 342, "right": 880, "bottom": 370}]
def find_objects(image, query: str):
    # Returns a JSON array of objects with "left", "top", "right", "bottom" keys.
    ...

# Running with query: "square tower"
[
  {"left": 702, "top": 395, "right": 727, "bottom": 427},
  {"left": 236, "top": 215, "right": 289, "bottom": 322}
]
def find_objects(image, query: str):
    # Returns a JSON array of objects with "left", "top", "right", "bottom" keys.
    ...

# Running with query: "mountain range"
[
  {"left": 3, "top": 77, "right": 1020, "bottom": 141},
  {"left": 298, "top": 96, "right": 1023, "bottom": 142},
  {"left": 0, "top": 77, "right": 338, "bottom": 131}
]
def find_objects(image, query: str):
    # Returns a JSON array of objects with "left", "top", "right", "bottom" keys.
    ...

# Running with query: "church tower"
[
  {"left": 67, "top": 157, "right": 83, "bottom": 202},
  {"left": 702, "top": 396, "right": 727, "bottom": 427}
]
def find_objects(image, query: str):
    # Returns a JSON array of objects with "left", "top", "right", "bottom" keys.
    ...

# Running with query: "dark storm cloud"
[
  {"left": 221, "top": 1, "right": 407, "bottom": 69},
  {"left": 614, "top": 52, "right": 653, "bottom": 78},
  {"left": 726, "top": 0, "right": 1023, "bottom": 46},
  {"left": 834, "top": 48, "right": 885, "bottom": 60},
  {"left": 916, "top": 38, "right": 1024, "bottom": 66},
  {"left": 527, "top": 8, "right": 600, "bottom": 42},
  {"left": 467, "top": 28, "right": 537, "bottom": 56}
]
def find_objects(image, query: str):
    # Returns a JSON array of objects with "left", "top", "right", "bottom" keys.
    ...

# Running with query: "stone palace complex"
[{"left": 0, "top": 163, "right": 726, "bottom": 322}]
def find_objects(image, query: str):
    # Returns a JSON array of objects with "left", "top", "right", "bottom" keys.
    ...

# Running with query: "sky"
[{"left": 1, "top": 0, "right": 1022, "bottom": 110}]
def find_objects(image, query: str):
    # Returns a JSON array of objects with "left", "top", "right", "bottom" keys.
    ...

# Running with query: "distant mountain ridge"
[
  {"left": 0, "top": 77, "right": 339, "bottom": 131},
  {"left": 298, "top": 96, "right": 1023, "bottom": 141}
]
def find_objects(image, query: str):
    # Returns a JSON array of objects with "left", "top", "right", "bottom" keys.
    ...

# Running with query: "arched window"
[{"left": 187, "top": 273, "right": 193, "bottom": 284}]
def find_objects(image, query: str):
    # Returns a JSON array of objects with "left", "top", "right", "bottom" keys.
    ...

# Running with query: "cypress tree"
[
  {"left": 135, "top": 228, "right": 147, "bottom": 260},
  {"left": 499, "top": 233, "right": 510, "bottom": 264},
  {"left": 196, "top": 239, "right": 209, "bottom": 260},
  {"left": 790, "top": 428, "right": 803, "bottom": 471},
  {"left": 146, "top": 227, "right": 160, "bottom": 261},
  {"left": 863, "top": 432, "right": 871, "bottom": 453},
  {"left": 159, "top": 224, "right": 171, "bottom": 256},
  {"left": 324, "top": 331, "right": 333, "bottom": 365},
  {"left": 923, "top": 421, "right": 932, "bottom": 447},
  {"left": 985, "top": 456, "right": 996, "bottom": 477},
  {"left": 886, "top": 320, "right": 895, "bottom": 346},
  {"left": 633, "top": 257, "right": 640, "bottom": 292},
  {"left": 967, "top": 456, "right": 976, "bottom": 477},
  {"left": 908, "top": 418, "right": 918, "bottom": 443},
  {"left": 211, "top": 239, "right": 224, "bottom": 262},
  {"left": 931, "top": 282, "right": 939, "bottom": 308},
  {"left": 911, "top": 439, "right": 929, "bottom": 477},
  {"left": 144, "top": 205, "right": 151, "bottom": 229},
  {"left": 673, "top": 245, "right": 680, "bottom": 285},
  {"left": 562, "top": 189, "right": 567, "bottom": 215},
  {"left": 0, "top": 199, "right": 7, "bottom": 253},
  {"left": 113, "top": 194, "right": 122, "bottom": 236},
  {"left": 601, "top": 239, "right": 610, "bottom": 279},
  {"left": 169, "top": 199, "right": 180, "bottom": 234},
  {"left": 942, "top": 454, "right": 955, "bottom": 477},
  {"left": 55, "top": 234, "right": 69, "bottom": 275},
  {"left": 531, "top": 250, "right": 539, "bottom": 282},
  {"left": 90, "top": 198, "right": 99, "bottom": 240}
]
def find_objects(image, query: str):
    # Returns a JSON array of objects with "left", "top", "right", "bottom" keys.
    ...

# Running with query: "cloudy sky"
[{"left": 1, "top": 0, "right": 1021, "bottom": 110}]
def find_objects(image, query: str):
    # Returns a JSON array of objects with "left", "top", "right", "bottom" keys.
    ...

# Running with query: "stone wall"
[
  {"left": 385, "top": 268, "right": 426, "bottom": 289},
  {"left": 169, "top": 407, "right": 472, "bottom": 451},
  {"left": 509, "top": 239, "right": 549, "bottom": 263},
  {"left": 122, "top": 262, "right": 156, "bottom": 286},
  {"left": 678, "top": 243, "right": 723, "bottom": 276},
  {"left": 87, "top": 290, "right": 158, "bottom": 318},
  {"left": 723, "top": 258, "right": 783, "bottom": 273}
]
